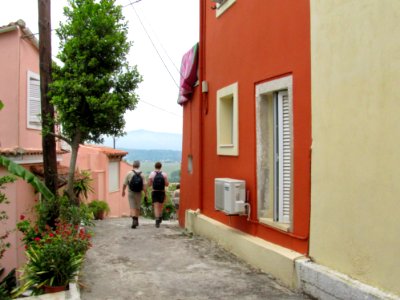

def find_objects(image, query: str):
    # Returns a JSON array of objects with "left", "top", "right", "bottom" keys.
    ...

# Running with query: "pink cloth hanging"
[{"left": 177, "top": 43, "right": 199, "bottom": 105}]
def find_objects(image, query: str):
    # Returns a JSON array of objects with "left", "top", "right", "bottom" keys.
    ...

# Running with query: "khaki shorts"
[{"left": 128, "top": 191, "right": 142, "bottom": 209}]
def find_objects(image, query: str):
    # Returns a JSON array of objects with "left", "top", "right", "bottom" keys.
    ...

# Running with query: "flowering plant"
[{"left": 14, "top": 220, "right": 92, "bottom": 296}]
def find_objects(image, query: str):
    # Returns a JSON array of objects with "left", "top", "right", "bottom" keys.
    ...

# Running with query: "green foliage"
[
  {"left": 0, "top": 175, "right": 16, "bottom": 265},
  {"left": 59, "top": 196, "right": 94, "bottom": 227},
  {"left": 88, "top": 200, "right": 110, "bottom": 220},
  {"left": 13, "top": 221, "right": 91, "bottom": 296},
  {"left": 50, "top": 0, "right": 142, "bottom": 145},
  {"left": 73, "top": 170, "right": 94, "bottom": 201},
  {"left": 140, "top": 187, "right": 176, "bottom": 220},
  {"left": 0, "top": 156, "right": 54, "bottom": 201},
  {"left": 0, "top": 268, "right": 16, "bottom": 300}
]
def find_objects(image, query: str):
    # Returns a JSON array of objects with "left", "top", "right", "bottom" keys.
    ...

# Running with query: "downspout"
[
  {"left": 17, "top": 26, "right": 21, "bottom": 147},
  {"left": 198, "top": 0, "right": 207, "bottom": 212}
]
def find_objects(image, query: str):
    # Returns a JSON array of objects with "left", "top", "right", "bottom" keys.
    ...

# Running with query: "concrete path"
[{"left": 79, "top": 217, "right": 310, "bottom": 300}]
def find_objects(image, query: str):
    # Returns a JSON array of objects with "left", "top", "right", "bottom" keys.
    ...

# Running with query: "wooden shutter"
[
  {"left": 27, "top": 72, "right": 41, "bottom": 128},
  {"left": 108, "top": 161, "right": 120, "bottom": 192},
  {"left": 277, "top": 91, "right": 291, "bottom": 223}
]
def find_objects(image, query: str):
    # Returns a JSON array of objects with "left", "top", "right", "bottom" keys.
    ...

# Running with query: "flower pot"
[
  {"left": 44, "top": 285, "right": 67, "bottom": 294},
  {"left": 95, "top": 211, "right": 105, "bottom": 220}
]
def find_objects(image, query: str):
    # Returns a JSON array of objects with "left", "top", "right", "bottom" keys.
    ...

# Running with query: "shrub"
[
  {"left": 14, "top": 221, "right": 91, "bottom": 296},
  {"left": 88, "top": 200, "right": 110, "bottom": 220}
]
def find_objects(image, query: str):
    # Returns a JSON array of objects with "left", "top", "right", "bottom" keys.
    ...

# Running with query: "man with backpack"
[
  {"left": 122, "top": 160, "right": 147, "bottom": 229},
  {"left": 148, "top": 161, "right": 169, "bottom": 228}
]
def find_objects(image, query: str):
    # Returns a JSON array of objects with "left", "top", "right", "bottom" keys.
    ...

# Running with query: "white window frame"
[
  {"left": 216, "top": 82, "right": 239, "bottom": 156},
  {"left": 255, "top": 75, "right": 293, "bottom": 230},
  {"left": 108, "top": 161, "right": 119, "bottom": 193},
  {"left": 27, "top": 71, "right": 41, "bottom": 130},
  {"left": 215, "top": 0, "right": 236, "bottom": 18}
]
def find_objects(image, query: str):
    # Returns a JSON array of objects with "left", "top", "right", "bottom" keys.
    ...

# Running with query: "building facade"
[{"left": 180, "top": 1, "right": 400, "bottom": 298}]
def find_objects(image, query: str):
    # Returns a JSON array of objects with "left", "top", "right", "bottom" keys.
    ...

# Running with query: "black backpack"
[
  {"left": 152, "top": 171, "right": 165, "bottom": 190},
  {"left": 129, "top": 170, "right": 143, "bottom": 192}
]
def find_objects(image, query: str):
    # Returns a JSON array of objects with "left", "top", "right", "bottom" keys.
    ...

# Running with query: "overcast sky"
[{"left": 0, "top": 0, "right": 199, "bottom": 134}]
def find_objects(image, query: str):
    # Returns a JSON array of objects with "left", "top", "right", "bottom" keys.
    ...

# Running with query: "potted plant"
[
  {"left": 13, "top": 221, "right": 91, "bottom": 296},
  {"left": 88, "top": 200, "right": 110, "bottom": 220}
]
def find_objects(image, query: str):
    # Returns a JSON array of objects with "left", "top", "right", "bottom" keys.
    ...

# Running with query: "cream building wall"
[{"left": 310, "top": 0, "right": 400, "bottom": 296}]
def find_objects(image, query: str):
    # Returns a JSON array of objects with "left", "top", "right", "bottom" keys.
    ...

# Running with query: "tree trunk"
[
  {"left": 66, "top": 132, "right": 81, "bottom": 205},
  {"left": 38, "top": 0, "right": 58, "bottom": 195}
]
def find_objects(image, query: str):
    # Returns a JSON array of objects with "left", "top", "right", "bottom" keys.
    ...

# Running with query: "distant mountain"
[
  {"left": 122, "top": 149, "right": 182, "bottom": 163},
  {"left": 101, "top": 129, "right": 182, "bottom": 151}
]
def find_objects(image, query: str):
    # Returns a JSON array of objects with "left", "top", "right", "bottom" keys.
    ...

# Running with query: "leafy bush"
[
  {"left": 140, "top": 188, "right": 176, "bottom": 220},
  {"left": 59, "top": 196, "right": 94, "bottom": 227},
  {"left": 88, "top": 200, "right": 110, "bottom": 220},
  {"left": 14, "top": 221, "right": 91, "bottom": 296}
]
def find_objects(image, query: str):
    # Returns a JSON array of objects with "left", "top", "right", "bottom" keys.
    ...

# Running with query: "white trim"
[
  {"left": 256, "top": 75, "right": 293, "bottom": 227},
  {"left": 216, "top": 82, "right": 239, "bottom": 156}
]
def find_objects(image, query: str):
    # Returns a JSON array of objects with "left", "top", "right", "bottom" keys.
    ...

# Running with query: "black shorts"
[{"left": 152, "top": 191, "right": 165, "bottom": 203}]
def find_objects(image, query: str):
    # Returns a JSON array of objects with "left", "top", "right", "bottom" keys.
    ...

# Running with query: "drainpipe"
[{"left": 198, "top": 0, "right": 207, "bottom": 212}]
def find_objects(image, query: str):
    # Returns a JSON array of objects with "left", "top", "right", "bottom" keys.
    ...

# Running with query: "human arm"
[
  {"left": 122, "top": 183, "right": 127, "bottom": 197},
  {"left": 163, "top": 172, "right": 169, "bottom": 187}
]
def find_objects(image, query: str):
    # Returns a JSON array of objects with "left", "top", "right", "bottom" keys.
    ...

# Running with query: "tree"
[
  {"left": 38, "top": 0, "right": 58, "bottom": 198},
  {"left": 50, "top": 0, "right": 142, "bottom": 203}
]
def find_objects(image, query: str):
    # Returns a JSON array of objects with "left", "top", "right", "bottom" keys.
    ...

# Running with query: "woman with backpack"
[
  {"left": 122, "top": 160, "right": 147, "bottom": 229},
  {"left": 148, "top": 161, "right": 169, "bottom": 228}
]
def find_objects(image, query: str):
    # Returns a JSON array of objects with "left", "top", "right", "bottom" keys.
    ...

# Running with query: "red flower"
[
  {"left": 20, "top": 215, "right": 25, "bottom": 220},
  {"left": 49, "top": 233, "right": 54, "bottom": 238},
  {"left": 34, "top": 237, "right": 41, "bottom": 242}
]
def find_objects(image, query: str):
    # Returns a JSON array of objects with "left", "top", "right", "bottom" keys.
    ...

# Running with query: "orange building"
[{"left": 179, "top": 0, "right": 311, "bottom": 287}]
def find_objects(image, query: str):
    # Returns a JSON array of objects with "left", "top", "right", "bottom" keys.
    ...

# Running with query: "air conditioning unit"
[{"left": 215, "top": 178, "right": 246, "bottom": 215}]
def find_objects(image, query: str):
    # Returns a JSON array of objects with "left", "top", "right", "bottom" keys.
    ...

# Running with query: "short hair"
[
  {"left": 133, "top": 160, "right": 140, "bottom": 168},
  {"left": 176, "top": 184, "right": 180, "bottom": 189},
  {"left": 155, "top": 161, "right": 162, "bottom": 169}
]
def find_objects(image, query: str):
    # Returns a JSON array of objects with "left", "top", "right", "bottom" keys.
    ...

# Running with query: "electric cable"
[{"left": 126, "top": 0, "right": 180, "bottom": 88}]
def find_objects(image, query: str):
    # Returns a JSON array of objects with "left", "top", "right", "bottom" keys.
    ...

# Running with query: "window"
[
  {"left": 217, "top": 82, "right": 238, "bottom": 156},
  {"left": 256, "top": 75, "right": 293, "bottom": 230},
  {"left": 215, "top": 0, "right": 236, "bottom": 18},
  {"left": 27, "top": 71, "right": 41, "bottom": 129},
  {"left": 108, "top": 161, "right": 119, "bottom": 192}
]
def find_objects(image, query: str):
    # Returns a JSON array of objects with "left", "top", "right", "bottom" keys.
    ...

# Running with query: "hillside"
[
  {"left": 122, "top": 148, "right": 182, "bottom": 162},
  {"left": 101, "top": 129, "right": 182, "bottom": 151}
]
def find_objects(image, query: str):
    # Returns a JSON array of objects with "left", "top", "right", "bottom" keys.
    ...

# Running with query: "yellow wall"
[{"left": 310, "top": 0, "right": 400, "bottom": 296}]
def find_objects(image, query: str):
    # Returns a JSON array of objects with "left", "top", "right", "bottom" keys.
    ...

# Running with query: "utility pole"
[{"left": 38, "top": 0, "right": 58, "bottom": 195}]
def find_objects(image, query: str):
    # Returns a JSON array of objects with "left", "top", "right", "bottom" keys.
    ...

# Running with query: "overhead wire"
[
  {"left": 26, "top": 0, "right": 183, "bottom": 119},
  {"left": 125, "top": 0, "right": 180, "bottom": 89}
]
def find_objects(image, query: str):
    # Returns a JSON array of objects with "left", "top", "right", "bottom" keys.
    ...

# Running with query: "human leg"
[
  {"left": 130, "top": 192, "right": 142, "bottom": 229},
  {"left": 152, "top": 191, "right": 165, "bottom": 228}
]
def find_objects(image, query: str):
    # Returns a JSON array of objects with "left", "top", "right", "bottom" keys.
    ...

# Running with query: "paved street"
[{"left": 79, "top": 217, "right": 310, "bottom": 300}]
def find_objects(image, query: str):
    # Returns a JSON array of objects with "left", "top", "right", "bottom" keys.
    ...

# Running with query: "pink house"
[{"left": 0, "top": 20, "right": 131, "bottom": 279}]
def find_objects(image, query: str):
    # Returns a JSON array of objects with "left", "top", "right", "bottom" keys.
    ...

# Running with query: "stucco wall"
[
  {"left": 181, "top": 0, "right": 311, "bottom": 253},
  {"left": 0, "top": 30, "right": 20, "bottom": 147},
  {"left": 0, "top": 27, "right": 41, "bottom": 149},
  {"left": 310, "top": 1, "right": 400, "bottom": 296}
]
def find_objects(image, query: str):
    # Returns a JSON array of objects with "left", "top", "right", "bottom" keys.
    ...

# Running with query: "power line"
[
  {"left": 139, "top": 99, "right": 182, "bottom": 118},
  {"left": 126, "top": 0, "right": 180, "bottom": 89}
]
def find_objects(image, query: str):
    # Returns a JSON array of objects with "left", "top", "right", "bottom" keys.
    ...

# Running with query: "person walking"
[
  {"left": 148, "top": 161, "right": 169, "bottom": 228},
  {"left": 122, "top": 160, "right": 147, "bottom": 229},
  {"left": 172, "top": 183, "right": 180, "bottom": 220}
]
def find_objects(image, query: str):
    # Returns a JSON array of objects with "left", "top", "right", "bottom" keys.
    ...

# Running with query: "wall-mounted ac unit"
[{"left": 215, "top": 178, "right": 246, "bottom": 215}]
